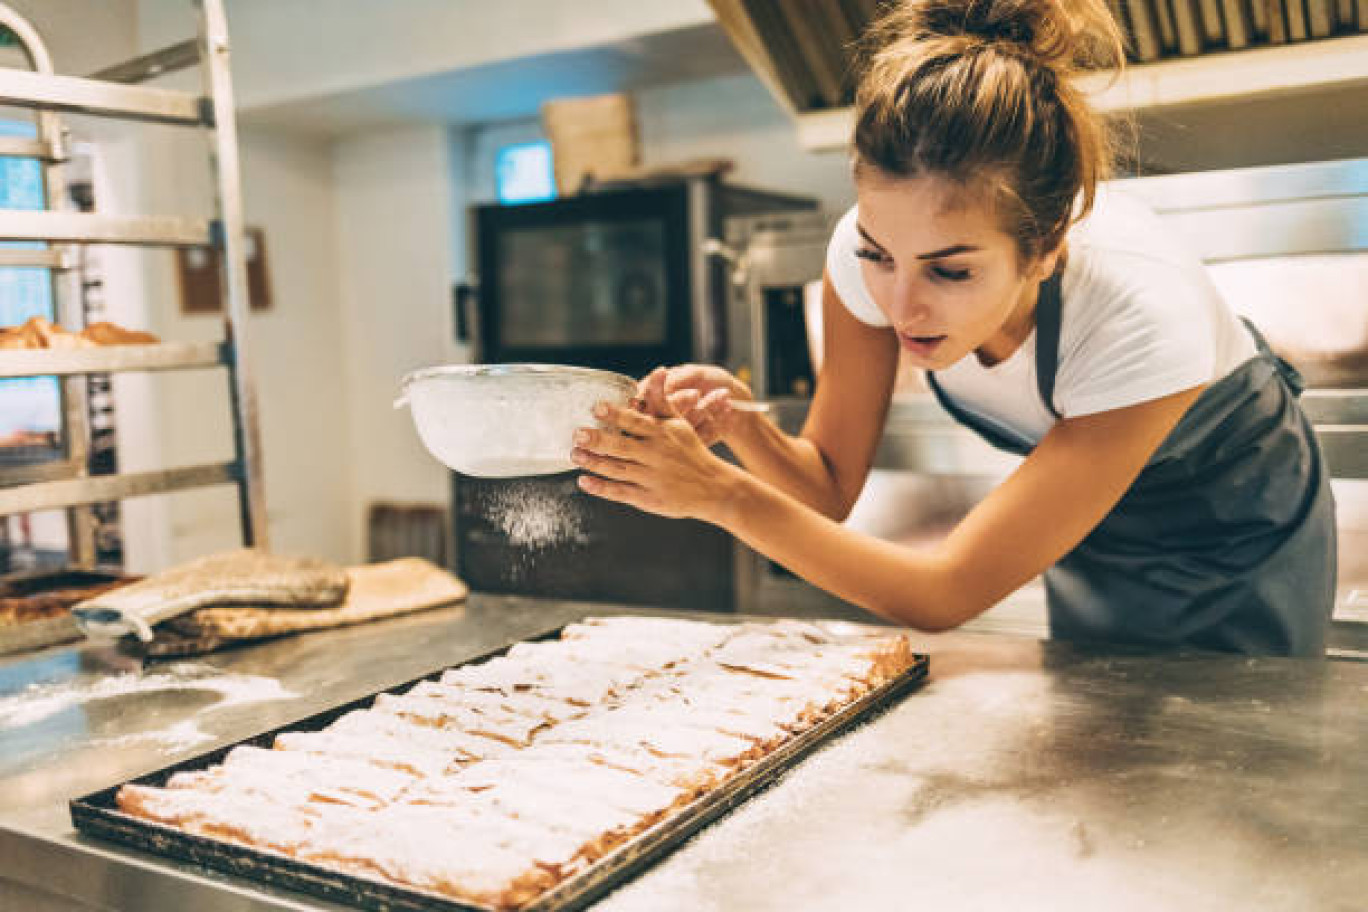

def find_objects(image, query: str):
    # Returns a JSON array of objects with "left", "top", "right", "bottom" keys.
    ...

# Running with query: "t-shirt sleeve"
[
  {"left": 1055, "top": 254, "right": 1216, "bottom": 419},
  {"left": 825, "top": 205, "right": 891, "bottom": 328}
]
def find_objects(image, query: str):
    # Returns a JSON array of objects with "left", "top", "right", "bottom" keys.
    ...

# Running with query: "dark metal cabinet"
[{"left": 451, "top": 472, "right": 737, "bottom": 611}]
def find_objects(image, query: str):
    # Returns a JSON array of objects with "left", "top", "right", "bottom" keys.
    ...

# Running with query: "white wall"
[
  {"left": 637, "top": 74, "right": 855, "bottom": 214},
  {"left": 239, "top": 128, "right": 352, "bottom": 562},
  {"left": 333, "top": 126, "right": 456, "bottom": 562}
]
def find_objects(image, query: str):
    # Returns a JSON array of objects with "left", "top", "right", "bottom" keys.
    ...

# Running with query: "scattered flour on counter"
[
  {"left": 103, "top": 717, "right": 215, "bottom": 753},
  {"left": 0, "top": 662, "right": 295, "bottom": 732},
  {"left": 487, "top": 481, "right": 586, "bottom": 549}
]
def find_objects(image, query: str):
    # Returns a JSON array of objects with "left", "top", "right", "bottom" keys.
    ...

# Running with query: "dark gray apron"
[{"left": 927, "top": 273, "right": 1337, "bottom": 657}]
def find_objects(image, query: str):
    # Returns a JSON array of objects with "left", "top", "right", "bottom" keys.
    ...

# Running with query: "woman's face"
[{"left": 853, "top": 171, "right": 1055, "bottom": 369}]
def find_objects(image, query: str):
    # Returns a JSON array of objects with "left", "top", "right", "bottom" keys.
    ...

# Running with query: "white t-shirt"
[{"left": 826, "top": 186, "right": 1258, "bottom": 443}]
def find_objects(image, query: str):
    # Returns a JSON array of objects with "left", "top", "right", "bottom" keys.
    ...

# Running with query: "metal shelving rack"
[{"left": 0, "top": 0, "right": 267, "bottom": 567}]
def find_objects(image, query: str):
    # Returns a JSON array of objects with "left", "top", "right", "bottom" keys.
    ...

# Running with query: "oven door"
[{"left": 474, "top": 185, "right": 694, "bottom": 378}]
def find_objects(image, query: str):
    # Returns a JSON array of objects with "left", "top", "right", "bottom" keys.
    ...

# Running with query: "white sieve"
[{"left": 395, "top": 363, "right": 638, "bottom": 478}]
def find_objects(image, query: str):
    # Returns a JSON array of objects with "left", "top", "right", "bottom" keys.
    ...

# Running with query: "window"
[
  {"left": 0, "top": 119, "right": 60, "bottom": 456},
  {"left": 495, "top": 141, "right": 556, "bottom": 205}
]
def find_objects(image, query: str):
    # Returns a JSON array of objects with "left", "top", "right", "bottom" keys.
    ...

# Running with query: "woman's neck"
[
  {"left": 974, "top": 246, "right": 1067, "bottom": 368},
  {"left": 975, "top": 280, "right": 1040, "bottom": 368}
]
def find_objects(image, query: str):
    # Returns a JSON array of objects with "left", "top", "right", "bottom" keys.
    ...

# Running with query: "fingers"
[
  {"left": 667, "top": 389, "right": 700, "bottom": 423},
  {"left": 662, "top": 363, "right": 712, "bottom": 395},
  {"left": 697, "top": 387, "right": 732, "bottom": 418},
  {"left": 575, "top": 403, "right": 660, "bottom": 473},
  {"left": 681, "top": 388, "right": 733, "bottom": 445},
  {"left": 593, "top": 401, "right": 659, "bottom": 437},
  {"left": 570, "top": 446, "right": 642, "bottom": 482},
  {"left": 577, "top": 474, "right": 661, "bottom": 514},
  {"left": 577, "top": 471, "right": 674, "bottom": 518},
  {"left": 635, "top": 367, "right": 670, "bottom": 418},
  {"left": 636, "top": 366, "right": 663, "bottom": 395},
  {"left": 573, "top": 424, "right": 644, "bottom": 461},
  {"left": 578, "top": 399, "right": 711, "bottom": 458}
]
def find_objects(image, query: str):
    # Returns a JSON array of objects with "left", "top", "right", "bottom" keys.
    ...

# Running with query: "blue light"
[
  {"left": 495, "top": 141, "right": 556, "bottom": 205},
  {"left": 0, "top": 119, "right": 59, "bottom": 441}
]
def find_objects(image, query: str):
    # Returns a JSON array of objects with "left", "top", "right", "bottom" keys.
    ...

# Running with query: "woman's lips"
[{"left": 899, "top": 333, "right": 947, "bottom": 357}]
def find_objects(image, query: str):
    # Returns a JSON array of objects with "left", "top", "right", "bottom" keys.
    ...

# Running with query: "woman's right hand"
[{"left": 636, "top": 365, "right": 757, "bottom": 447}]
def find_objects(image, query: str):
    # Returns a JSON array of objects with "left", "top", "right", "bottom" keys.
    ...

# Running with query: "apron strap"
[
  {"left": 926, "top": 369, "right": 1034, "bottom": 453},
  {"left": 1240, "top": 316, "right": 1306, "bottom": 398},
  {"left": 1034, "top": 270, "right": 1064, "bottom": 421}
]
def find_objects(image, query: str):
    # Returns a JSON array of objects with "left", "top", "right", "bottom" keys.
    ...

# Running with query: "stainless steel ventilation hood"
[{"left": 705, "top": 0, "right": 1368, "bottom": 165}]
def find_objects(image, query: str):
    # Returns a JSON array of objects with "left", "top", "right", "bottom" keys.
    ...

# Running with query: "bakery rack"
[{"left": 0, "top": 0, "right": 267, "bottom": 568}]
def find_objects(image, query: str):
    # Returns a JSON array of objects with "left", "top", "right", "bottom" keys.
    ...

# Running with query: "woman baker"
[{"left": 572, "top": 0, "right": 1336, "bottom": 656}]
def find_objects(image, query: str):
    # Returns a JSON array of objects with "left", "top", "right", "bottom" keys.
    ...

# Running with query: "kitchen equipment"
[
  {"left": 397, "top": 364, "right": 637, "bottom": 479},
  {"left": 452, "top": 471, "right": 738, "bottom": 612},
  {"left": 469, "top": 177, "right": 814, "bottom": 378},
  {"left": 70, "top": 618, "right": 929, "bottom": 912},
  {"left": 0, "top": 1, "right": 270, "bottom": 569},
  {"left": 1119, "top": 159, "right": 1368, "bottom": 390}
]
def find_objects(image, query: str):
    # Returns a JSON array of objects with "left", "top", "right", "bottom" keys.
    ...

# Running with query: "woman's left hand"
[{"left": 572, "top": 401, "right": 739, "bottom": 522}]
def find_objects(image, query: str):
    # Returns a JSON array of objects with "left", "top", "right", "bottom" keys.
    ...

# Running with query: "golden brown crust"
[{"left": 81, "top": 321, "right": 161, "bottom": 346}]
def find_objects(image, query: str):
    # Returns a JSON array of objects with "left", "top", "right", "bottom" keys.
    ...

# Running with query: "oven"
[{"left": 468, "top": 176, "right": 814, "bottom": 376}]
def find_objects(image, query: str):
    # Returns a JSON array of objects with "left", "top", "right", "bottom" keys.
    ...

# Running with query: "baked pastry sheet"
[{"left": 72, "top": 616, "right": 927, "bottom": 912}]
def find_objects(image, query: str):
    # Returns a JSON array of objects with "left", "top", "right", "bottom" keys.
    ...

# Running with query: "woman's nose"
[{"left": 890, "top": 273, "right": 931, "bottom": 324}]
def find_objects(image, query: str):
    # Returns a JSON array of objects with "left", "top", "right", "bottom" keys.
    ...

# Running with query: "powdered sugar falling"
[{"left": 487, "top": 481, "right": 587, "bottom": 549}]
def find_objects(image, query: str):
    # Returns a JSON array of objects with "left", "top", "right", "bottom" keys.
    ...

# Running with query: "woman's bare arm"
[
  {"left": 664, "top": 273, "right": 899, "bottom": 520},
  {"left": 575, "top": 385, "right": 1202, "bottom": 629}
]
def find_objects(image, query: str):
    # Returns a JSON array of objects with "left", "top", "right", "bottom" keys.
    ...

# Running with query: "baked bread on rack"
[
  {"left": 0, "top": 316, "right": 160, "bottom": 350},
  {"left": 117, "top": 616, "right": 917, "bottom": 911}
]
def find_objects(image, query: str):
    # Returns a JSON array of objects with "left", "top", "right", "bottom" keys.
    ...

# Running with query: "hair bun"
[
  {"left": 901, "top": 0, "right": 1124, "bottom": 71},
  {"left": 921, "top": 0, "right": 1043, "bottom": 47}
]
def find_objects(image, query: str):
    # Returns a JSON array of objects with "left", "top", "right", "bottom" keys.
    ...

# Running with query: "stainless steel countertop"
[{"left": 1, "top": 596, "right": 1365, "bottom": 912}]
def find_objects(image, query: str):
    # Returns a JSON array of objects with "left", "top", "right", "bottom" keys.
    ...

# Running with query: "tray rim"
[{"left": 70, "top": 618, "right": 929, "bottom": 912}]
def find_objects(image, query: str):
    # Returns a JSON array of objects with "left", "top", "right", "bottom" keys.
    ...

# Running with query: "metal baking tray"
[{"left": 70, "top": 621, "right": 929, "bottom": 912}]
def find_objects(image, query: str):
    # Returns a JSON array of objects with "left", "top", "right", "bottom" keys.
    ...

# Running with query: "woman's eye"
[
  {"left": 854, "top": 247, "right": 892, "bottom": 267},
  {"left": 931, "top": 265, "right": 972, "bottom": 282}
]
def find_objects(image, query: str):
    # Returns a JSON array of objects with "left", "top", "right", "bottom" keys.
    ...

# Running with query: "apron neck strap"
[{"left": 1034, "top": 270, "right": 1064, "bottom": 421}]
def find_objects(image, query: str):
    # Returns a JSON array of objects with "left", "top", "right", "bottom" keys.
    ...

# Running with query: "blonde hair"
[{"left": 853, "top": 0, "right": 1126, "bottom": 262}]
